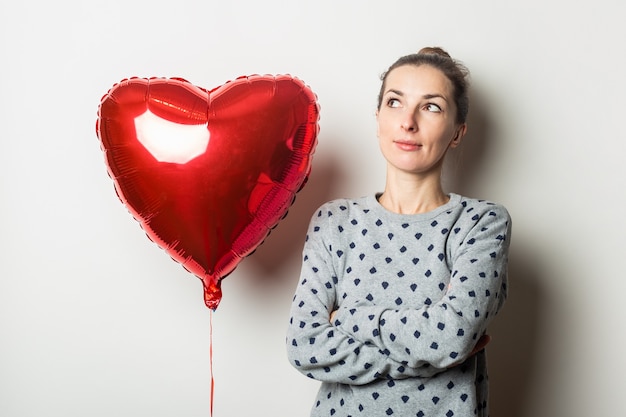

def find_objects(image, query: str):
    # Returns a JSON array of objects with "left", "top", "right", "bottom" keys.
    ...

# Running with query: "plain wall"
[{"left": 1, "top": 1, "right": 625, "bottom": 416}]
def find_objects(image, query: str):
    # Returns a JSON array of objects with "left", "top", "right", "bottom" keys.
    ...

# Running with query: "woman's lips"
[{"left": 394, "top": 140, "right": 421, "bottom": 151}]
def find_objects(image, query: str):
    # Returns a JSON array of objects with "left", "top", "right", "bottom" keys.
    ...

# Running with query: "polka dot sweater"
[{"left": 286, "top": 193, "right": 512, "bottom": 417}]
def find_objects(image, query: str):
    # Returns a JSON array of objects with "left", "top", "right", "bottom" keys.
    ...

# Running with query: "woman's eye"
[
  {"left": 387, "top": 98, "right": 400, "bottom": 108},
  {"left": 425, "top": 103, "right": 442, "bottom": 112}
]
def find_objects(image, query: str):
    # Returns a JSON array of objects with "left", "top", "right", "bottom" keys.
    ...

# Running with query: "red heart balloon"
[{"left": 96, "top": 75, "right": 319, "bottom": 310}]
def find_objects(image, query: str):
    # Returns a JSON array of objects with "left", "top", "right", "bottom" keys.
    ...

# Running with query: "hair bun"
[{"left": 417, "top": 47, "right": 452, "bottom": 60}]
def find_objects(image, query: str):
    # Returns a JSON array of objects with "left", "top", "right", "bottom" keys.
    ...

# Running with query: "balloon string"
[{"left": 210, "top": 309, "right": 214, "bottom": 416}]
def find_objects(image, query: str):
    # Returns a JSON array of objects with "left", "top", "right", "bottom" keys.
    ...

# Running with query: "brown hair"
[{"left": 377, "top": 47, "right": 470, "bottom": 124}]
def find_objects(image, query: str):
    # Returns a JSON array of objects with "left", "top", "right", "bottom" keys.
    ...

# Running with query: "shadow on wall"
[
  {"left": 443, "top": 87, "right": 499, "bottom": 198},
  {"left": 446, "top": 88, "right": 544, "bottom": 417},
  {"left": 488, "top": 244, "right": 544, "bottom": 417}
]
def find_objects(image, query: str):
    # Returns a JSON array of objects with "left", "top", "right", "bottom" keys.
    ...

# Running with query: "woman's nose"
[{"left": 401, "top": 113, "right": 418, "bottom": 131}]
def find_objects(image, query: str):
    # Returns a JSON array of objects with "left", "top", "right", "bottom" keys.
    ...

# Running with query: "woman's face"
[{"left": 376, "top": 64, "right": 466, "bottom": 178}]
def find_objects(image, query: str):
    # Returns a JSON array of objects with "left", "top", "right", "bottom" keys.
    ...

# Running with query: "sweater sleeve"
[
  {"left": 333, "top": 204, "right": 511, "bottom": 370},
  {"left": 286, "top": 206, "right": 442, "bottom": 385}
]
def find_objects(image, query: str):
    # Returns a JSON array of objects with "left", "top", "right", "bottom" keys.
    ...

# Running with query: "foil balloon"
[{"left": 96, "top": 75, "right": 319, "bottom": 310}]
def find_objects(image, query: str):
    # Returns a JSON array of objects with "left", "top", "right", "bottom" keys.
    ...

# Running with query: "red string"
[{"left": 210, "top": 309, "right": 214, "bottom": 416}]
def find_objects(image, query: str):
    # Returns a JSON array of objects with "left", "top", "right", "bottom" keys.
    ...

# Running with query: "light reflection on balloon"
[{"left": 134, "top": 110, "right": 210, "bottom": 164}]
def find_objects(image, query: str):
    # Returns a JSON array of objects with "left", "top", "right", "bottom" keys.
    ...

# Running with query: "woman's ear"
[{"left": 450, "top": 123, "right": 467, "bottom": 148}]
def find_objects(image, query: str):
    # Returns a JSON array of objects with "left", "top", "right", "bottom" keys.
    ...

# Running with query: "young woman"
[{"left": 286, "top": 47, "right": 512, "bottom": 417}]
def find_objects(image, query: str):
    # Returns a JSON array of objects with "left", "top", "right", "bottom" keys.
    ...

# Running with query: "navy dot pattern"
[{"left": 286, "top": 194, "right": 511, "bottom": 417}]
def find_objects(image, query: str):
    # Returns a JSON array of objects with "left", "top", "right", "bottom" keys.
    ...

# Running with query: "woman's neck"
[{"left": 378, "top": 171, "right": 449, "bottom": 215}]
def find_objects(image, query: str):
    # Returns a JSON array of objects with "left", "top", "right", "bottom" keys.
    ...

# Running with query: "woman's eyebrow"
[
  {"left": 385, "top": 88, "right": 404, "bottom": 96},
  {"left": 423, "top": 93, "right": 448, "bottom": 102}
]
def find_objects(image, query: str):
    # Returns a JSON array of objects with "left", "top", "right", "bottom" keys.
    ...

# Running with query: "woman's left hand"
[
  {"left": 469, "top": 334, "right": 491, "bottom": 356},
  {"left": 329, "top": 309, "right": 338, "bottom": 323}
]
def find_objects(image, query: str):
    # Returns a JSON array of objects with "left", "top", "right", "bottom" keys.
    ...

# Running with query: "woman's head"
[{"left": 377, "top": 47, "right": 470, "bottom": 125}]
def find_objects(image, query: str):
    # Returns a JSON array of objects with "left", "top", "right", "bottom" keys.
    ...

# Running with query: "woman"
[{"left": 286, "top": 47, "right": 511, "bottom": 417}]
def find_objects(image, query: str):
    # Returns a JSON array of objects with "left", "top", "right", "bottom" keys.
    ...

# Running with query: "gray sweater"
[{"left": 286, "top": 193, "right": 511, "bottom": 417}]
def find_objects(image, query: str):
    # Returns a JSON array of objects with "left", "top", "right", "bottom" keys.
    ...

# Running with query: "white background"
[{"left": 1, "top": 1, "right": 625, "bottom": 416}]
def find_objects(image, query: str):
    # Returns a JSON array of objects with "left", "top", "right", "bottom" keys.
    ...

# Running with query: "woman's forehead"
[{"left": 384, "top": 64, "right": 453, "bottom": 97}]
